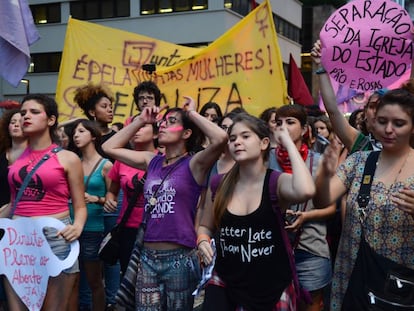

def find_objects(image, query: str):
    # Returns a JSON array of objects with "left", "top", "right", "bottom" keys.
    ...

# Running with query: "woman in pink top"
[
  {"left": 105, "top": 121, "right": 157, "bottom": 275},
  {"left": 5, "top": 94, "right": 87, "bottom": 310}
]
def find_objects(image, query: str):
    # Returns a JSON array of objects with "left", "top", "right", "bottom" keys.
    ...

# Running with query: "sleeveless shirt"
[
  {"left": 213, "top": 170, "right": 292, "bottom": 310},
  {"left": 143, "top": 155, "right": 201, "bottom": 248},
  {"left": 8, "top": 144, "right": 69, "bottom": 216}
]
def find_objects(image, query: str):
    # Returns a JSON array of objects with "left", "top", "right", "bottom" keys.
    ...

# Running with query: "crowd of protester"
[{"left": 1, "top": 37, "right": 414, "bottom": 311}]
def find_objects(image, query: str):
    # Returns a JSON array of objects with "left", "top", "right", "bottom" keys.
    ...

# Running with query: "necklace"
[
  {"left": 378, "top": 150, "right": 411, "bottom": 186},
  {"left": 148, "top": 156, "right": 187, "bottom": 208},
  {"left": 165, "top": 152, "right": 188, "bottom": 165}
]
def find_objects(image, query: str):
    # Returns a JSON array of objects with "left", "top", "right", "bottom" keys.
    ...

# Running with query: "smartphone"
[{"left": 284, "top": 213, "right": 298, "bottom": 225}]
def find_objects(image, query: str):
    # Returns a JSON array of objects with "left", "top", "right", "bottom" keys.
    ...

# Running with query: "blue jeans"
[{"left": 104, "top": 215, "right": 121, "bottom": 305}]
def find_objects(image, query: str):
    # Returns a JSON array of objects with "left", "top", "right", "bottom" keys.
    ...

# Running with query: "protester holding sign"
[
  {"left": 319, "top": 0, "right": 413, "bottom": 93},
  {"left": 5, "top": 94, "right": 87, "bottom": 310},
  {"left": 311, "top": 39, "right": 385, "bottom": 154},
  {"left": 102, "top": 97, "right": 227, "bottom": 310}
]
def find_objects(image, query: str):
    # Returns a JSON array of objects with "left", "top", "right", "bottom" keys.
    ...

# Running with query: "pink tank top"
[{"left": 8, "top": 144, "right": 70, "bottom": 217}]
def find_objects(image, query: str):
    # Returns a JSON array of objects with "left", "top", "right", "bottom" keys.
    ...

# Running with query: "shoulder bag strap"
[
  {"left": 291, "top": 152, "right": 314, "bottom": 248},
  {"left": 118, "top": 172, "right": 147, "bottom": 228},
  {"left": 84, "top": 157, "right": 104, "bottom": 190},
  {"left": 357, "top": 151, "right": 380, "bottom": 221},
  {"left": 10, "top": 146, "right": 62, "bottom": 217},
  {"left": 268, "top": 169, "right": 311, "bottom": 303}
]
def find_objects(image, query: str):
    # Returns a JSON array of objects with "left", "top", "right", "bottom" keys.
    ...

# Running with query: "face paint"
[{"left": 165, "top": 125, "right": 184, "bottom": 132}]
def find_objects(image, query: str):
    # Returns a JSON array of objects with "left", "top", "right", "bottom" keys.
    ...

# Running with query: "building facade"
[{"left": 0, "top": 0, "right": 303, "bottom": 101}]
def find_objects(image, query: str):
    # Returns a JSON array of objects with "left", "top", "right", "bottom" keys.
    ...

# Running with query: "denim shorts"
[
  {"left": 43, "top": 216, "right": 79, "bottom": 274},
  {"left": 79, "top": 231, "right": 104, "bottom": 261},
  {"left": 294, "top": 249, "right": 332, "bottom": 292}
]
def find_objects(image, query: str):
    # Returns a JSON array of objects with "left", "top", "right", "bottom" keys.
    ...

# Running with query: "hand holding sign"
[
  {"left": 320, "top": 0, "right": 414, "bottom": 91},
  {"left": 0, "top": 217, "right": 79, "bottom": 311}
]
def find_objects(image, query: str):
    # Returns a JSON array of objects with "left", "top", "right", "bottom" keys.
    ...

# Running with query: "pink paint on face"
[{"left": 165, "top": 125, "right": 184, "bottom": 132}]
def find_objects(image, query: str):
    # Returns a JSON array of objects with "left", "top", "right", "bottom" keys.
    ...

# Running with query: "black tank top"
[{"left": 215, "top": 170, "right": 292, "bottom": 310}]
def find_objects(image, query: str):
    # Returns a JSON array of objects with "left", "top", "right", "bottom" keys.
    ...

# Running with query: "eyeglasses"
[
  {"left": 158, "top": 116, "right": 182, "bottom": 127},
  {"left": 138, "top": 95, "right": 155, "bottom": 101}
]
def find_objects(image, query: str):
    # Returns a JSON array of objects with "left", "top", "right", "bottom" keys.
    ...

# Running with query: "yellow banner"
[{"left": 56, "top": 0, "right": 287, "bottom": 122}]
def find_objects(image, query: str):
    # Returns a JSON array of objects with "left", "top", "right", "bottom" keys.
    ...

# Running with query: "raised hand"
[
  {"left": 138, "top": 106, "right": 160, "bottom": 124},
  {"left": 311, "top": 39, "right": 322, "bottom": 66}
]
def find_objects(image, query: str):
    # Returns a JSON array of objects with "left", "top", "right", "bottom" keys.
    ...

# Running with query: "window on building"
[
  {"left": 274, "top": 15, "right": 300, "bottom": 44},
  {"left": 70, "top": 0, "right": 130, "bottom": 20},
  {"left": 30, "top": 3, "right": 61, "bottom": 24},
  {"left": 224, "top": 0, "right": 256, "bottom": 16},
  {"left": 29, "top": 52, "right": 62, "bottom": 73},
  {"left": 140, "top": 0, "right": 207, "bottom": 15}
]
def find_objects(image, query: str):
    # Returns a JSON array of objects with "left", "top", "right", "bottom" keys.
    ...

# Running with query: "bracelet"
[
  {"left": 197, "top": 233, "right": 211, "bottom": 247},
  {"left": 315, "top": 67, "right": 327, "bottom": 75}
]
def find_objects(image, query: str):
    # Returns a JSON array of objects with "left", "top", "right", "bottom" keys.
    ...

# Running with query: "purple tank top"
[{"left": 143, "top": 155, "right": 201, "bottom": 248}]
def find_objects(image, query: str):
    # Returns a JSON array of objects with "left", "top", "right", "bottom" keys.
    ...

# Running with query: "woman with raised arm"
[
  {"left": 5, "top": 94, "right": 87, "bottom": 310},
  {"left": 197, "top": 113, "right": 315, "bottom": 311},
  {"left": 272, "top": 104, "right": 336, "bottom": 311},
  {"left": 314, "top": 88, "right": 414, "bottom": 310},
  {"left": 102, "top": 96, "right": 227, "bottom": 310},
  {"left": 311, "top": 39, "right": 383, "bottom": 154},
  {"left": 104, "top": 121, "right": 157, "bottom": 276}
]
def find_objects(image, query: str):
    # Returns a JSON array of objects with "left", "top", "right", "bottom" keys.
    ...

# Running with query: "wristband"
[
  {"left": 315, "top": 67, "right": 327, "bottom": 75},
  {"left": 197, "top": 233, "right": 211, "bottom": 247}
]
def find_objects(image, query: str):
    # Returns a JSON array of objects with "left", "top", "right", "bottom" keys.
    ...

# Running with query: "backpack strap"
[
  {"left": 10, "top": 146, "right": 63, "bottom": 217},
  {"left": 268, "top": 169, "right": 312, "bottom": 304},
  {"left": 357, "top": 151, "right": 380, "bottom": 222}
]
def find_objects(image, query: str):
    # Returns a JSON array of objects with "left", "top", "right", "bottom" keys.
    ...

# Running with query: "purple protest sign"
[{"left": 320, "top": 0, "right": 413, "bottom": 92}]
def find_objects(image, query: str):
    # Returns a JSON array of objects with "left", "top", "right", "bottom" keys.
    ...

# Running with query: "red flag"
[{"left": 288, "top": 54, "right": 314, "bottom": 106}]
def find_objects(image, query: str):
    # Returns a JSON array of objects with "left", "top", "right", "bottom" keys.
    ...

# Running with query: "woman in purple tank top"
[{"left": 103, "top": 96, "right": 228, "bottom": 310}]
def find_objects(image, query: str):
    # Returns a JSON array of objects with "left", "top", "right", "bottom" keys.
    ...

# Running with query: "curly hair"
[
  {"left": 132, "top": 81, "right": 161, "bottom": 109},
  {"left": 0, "top": 109, "right": 21, "bottom": 154},
  {"left": 73, "top": 83, "right": 114, "bottom": 120}
]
